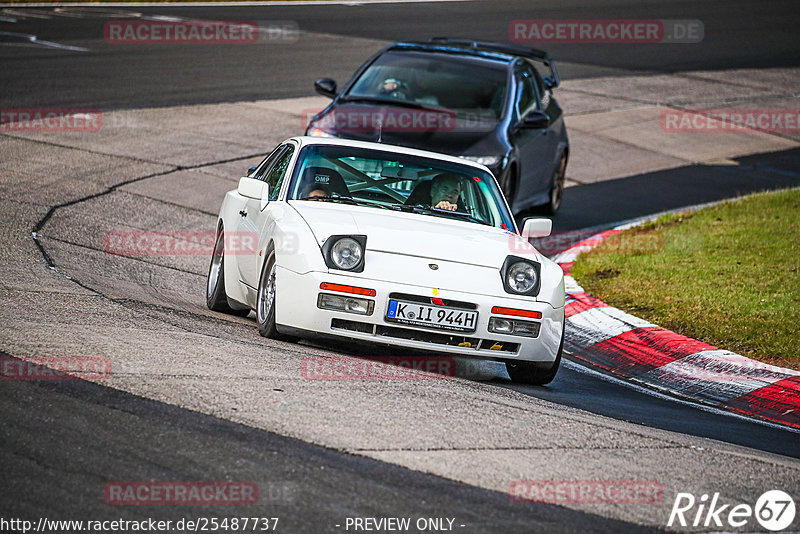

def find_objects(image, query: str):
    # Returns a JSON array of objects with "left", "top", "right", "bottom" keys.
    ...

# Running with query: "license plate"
[{"left": 386, "top": 299, "right": 477, "bottom": 333}]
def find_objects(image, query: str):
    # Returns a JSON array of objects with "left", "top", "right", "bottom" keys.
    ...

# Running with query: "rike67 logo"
[{"left": 668, "top": 490, "right": 795, "bottom": 531}]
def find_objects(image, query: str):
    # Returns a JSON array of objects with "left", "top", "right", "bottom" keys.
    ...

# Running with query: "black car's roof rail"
[
  {"left": 427, "top": 37, "right": 559, "bottom": 88},
  {"left": 429, "top": 37, "right": 549, "bottom": 62}
]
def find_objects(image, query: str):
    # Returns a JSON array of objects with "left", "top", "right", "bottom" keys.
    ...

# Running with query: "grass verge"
[{"left": 572, "top": 187, "right": 799, "bottom": 368}]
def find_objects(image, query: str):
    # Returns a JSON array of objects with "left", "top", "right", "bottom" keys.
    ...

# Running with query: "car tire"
[
  {"left": 542, "top": 154, "right": 567, "bottom": 215},
  {"left": 256, "top": 245, "right": 297, "bottom": 341},
  {"left": 206, "top": 227, "right": 250, "bottom": 317},
  {"left": 505, "top": 323, "right": 564, "bottom": 385}
]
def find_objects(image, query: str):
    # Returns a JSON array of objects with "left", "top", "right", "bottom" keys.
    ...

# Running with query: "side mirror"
[
  {"left": 543, "top": 76, "right": 558, "bottom": 89},
  {"left": 238, "top": 177, "right": 264, "bottom": 199},
  {"left": 519, "top": 110, "right": 550, "bottom": 130},
  {"left": 314, "top": 78, "right": 337, "bottom": 99},
  {"left": 238, "top": 177, "right": 270, "bottom": 210},
  {"left": 521, "top": 217, "right": 552, "bottom": 238}
]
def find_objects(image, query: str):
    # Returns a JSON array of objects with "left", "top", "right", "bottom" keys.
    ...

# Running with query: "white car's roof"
[{"left": 287, "top": 136, "right": 493, "bottom": 175}]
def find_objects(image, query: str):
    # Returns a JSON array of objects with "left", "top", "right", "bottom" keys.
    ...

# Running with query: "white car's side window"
[
  {"left": 265, "top": 146, "right": 295, "bottom": 201},
  {"left": 253, "top": 146, "right": 284, "bottom": 181}
]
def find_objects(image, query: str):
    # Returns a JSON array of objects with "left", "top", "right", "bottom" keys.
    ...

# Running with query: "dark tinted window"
[
  {"left": 531, "top": 67, "right": 546, "bottom": 98},
  {"left": 347, "top": 51, "right": 508, "bottom": 119},
  {"left": 252, "top": 146, "right": 283, "bottom": 180},
  {"left": 265, "top": 146, "right": 295, "bottom": 200},
  {"left": 516, "top": 65, "right": 539, "bottom": 116}
]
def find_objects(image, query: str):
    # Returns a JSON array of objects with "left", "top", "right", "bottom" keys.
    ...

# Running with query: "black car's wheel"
[
  {"left": 505, "top": 323, "right": 564, "bottom": 385},
  {"left": 256, "top": 245, "right": 297, "bottom": 341},
  {"left": 206, "top": 227, "right": 250, "bottom": 316},
  {"left": 542, "top": 154, "right": 567, "bottom": 215}
]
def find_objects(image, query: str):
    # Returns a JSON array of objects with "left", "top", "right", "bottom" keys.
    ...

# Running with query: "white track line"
[{"left": 0, "top": 31, "right": 88, "bottom": 51}]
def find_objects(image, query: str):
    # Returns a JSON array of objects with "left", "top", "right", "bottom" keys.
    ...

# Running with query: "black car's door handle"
[{"left": 239, "top": 210, "right": 247, "bottom": 217}]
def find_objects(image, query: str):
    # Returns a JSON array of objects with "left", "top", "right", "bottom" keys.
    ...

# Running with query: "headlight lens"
[
  {"left": 330, "top": 238, "right": 363, "bottom": 270},
  {"left": 461, "top": 155, "right": 501, "bottom": 167},
  {"left": 506, "top": 261, "right": 538, "bottom": 294}
]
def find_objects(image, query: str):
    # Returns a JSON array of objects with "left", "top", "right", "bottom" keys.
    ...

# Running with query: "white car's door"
[{"left": 235, "top": 144, "right": 296, "bottom": 296}]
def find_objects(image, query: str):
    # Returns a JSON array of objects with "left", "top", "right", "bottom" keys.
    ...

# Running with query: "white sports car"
[{"left": 206, "top": 136, "right": 565, "bottom": 384}]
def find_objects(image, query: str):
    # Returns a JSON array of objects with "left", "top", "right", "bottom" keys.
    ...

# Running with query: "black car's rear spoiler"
[{"left": 427, "top": 37, "right": 560, "bottom": 88}]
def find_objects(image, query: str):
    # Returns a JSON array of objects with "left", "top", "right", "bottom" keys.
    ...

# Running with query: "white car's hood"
[{"left": 290, "top": 201, "right": 543, "bottom": 268}]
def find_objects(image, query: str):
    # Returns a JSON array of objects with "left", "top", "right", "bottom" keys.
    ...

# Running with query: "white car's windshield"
[{"left": 288, "top": 144, "right": 515, "bottom": 229}]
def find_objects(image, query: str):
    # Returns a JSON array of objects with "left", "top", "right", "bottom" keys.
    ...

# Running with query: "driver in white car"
[
  {"left": 300, "top": 181, "right": 331, "bottom": 200},
  {"left": 430, "top": 173, "right": 462, "bottom": 211}
]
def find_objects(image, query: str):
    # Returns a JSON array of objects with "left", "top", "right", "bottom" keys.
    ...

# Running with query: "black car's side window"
[
  {"left": 533, "top": 69, "right": 550, "bottom": 111},
  {"left": 515, "top": 66, "right": 539, "bottom": 118}
]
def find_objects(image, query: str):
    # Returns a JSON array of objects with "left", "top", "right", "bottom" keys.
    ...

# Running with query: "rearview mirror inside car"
[
  {"left": 521, "top": 217, "right": 552, "bottom": 238},
  {"left": 314, "top": 78, "right": 338, "bottom": 99}
]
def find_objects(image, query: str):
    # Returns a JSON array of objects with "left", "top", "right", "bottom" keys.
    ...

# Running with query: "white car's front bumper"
[{"left": 275, "top": 267, "right": 564, "bottom": 363}]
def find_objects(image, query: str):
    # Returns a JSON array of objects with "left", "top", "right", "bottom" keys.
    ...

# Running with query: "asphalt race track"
[
  {"left": 1, "top": 359, "right": 638, "bottom": 533},
  {"left": 2, "top": 1, "right": 800, "bottom": 532},
  {"left": 2, "top": 0, "right": 799, "bottom": 109}
]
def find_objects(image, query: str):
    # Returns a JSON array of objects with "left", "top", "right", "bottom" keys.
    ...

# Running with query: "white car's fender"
[
  {"left": 217, "top": 190, "right": 249, "bottom": 307},
  {"left": 264, "top": 202, "right": 329, "bottom": 276},
  {"left": 539, "top": 258, "right": 566, "bottom": 309}
]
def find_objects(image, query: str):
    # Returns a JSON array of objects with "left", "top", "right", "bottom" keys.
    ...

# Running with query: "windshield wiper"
[
  {"left": 392, "top": 203, "right": 488, "bottom": 226},
  {"left": 300, "top": 194, "right": 355, "bottom": 203},
  {"left": 302, "top": 196, "right": 486, "bottom": 224},
  {"left": 300, "top": 194, "right": 395, "bottom": 210},
  {"left": 339, "top": 95, "right": 452, "bottom": 114}
]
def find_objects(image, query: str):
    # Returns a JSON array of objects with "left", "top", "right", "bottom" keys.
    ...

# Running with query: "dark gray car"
[{"left": 306, "top": 38, "right": 569, "bottom": 214}]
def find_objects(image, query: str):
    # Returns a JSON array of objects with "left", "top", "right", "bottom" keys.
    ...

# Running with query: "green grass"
[{"left": 572, "top": 188, "right": 800, "bottom": 368}]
